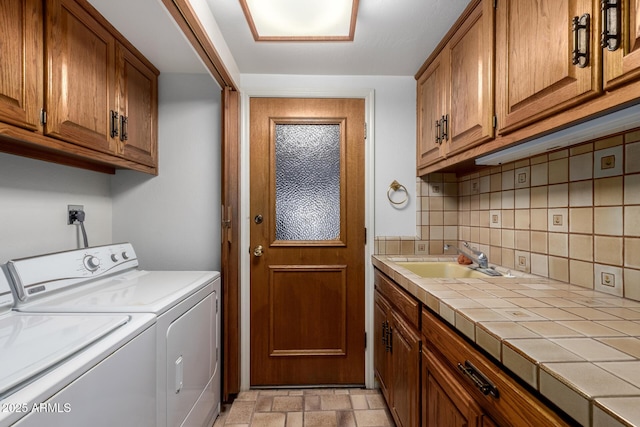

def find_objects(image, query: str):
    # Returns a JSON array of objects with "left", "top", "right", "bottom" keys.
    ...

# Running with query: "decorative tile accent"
[
  {"left": 595, "top": 264, "right": 624, "bottom": 297},
  {"left": 594, "top": 146, "right": 623, "bottom": 178}
]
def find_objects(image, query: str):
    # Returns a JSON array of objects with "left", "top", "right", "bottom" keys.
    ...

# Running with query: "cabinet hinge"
[
  {"left": 493, "top": 0, "right": 497, "bottom": 8},
  {"left": 40, "top": 109, "right": 46, "bottom": 125},
  {"left": 492, "top": 115, "right": 498, "bottom": 129}
]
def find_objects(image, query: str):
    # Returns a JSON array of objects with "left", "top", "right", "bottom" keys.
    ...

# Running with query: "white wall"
[
  {"left": 240, "top": 74, "right": 417, "bottom": 237},
  {"left": 0, "top": 153, "right": 112, "bottom": 263},
  {"left": 111, "top": 73, "right": 222, "bottom": 271}
]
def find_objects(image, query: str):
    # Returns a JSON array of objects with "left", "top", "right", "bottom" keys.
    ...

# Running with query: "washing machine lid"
[
  {"left": 0, "top": 313, "right": 129, "bottom": 397},
  {"left": 15, "top": 270, "right": 218, "bottom": 315}
]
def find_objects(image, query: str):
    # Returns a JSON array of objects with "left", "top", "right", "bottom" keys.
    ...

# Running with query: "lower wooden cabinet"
[
  {"left": 374, "top": 271, "right": 421, "bottom": 427},
  {"left": 423, "top": 346, "right": 489, "bottom": 427},
  {"left": 374, "top": 267, "right": 574, "bottom": 427}
]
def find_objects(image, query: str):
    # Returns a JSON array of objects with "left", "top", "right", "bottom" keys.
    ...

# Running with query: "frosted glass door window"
[{"left": 275, "top": 124, "right": 341, "bottom": 241}]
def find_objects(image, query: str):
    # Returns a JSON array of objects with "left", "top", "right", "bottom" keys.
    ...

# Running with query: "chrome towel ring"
[{"left": 387, "top": 180, "right": 408, "bottom": 205}]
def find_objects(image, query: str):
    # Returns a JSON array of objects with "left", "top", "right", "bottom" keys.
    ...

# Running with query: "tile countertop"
[{"left": 372, "top": 255, "right": 640, "bottom": 427}]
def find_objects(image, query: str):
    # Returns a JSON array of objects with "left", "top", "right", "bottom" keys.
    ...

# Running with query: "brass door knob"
[{"left": 253, "top": 245, "right": 264, "bottom": 257}]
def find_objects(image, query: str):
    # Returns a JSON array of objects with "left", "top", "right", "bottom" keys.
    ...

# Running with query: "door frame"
[{"left": 240, "top": 88, "right": 376, "bottom": 390}]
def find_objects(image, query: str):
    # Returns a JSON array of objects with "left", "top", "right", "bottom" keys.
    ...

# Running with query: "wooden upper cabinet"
[
  {"left": 603, "top": 0, "right": 640, "bottom": 89},
  {"left": 416, "top": 0, "right": 494, "bottom": 175},
  {"left": 45, "top": 0, "right": 117, "bottom": 154},
  {"left": 117, "top": 43, "right": 158, "bottom": 167},
  {"left": 495, "top": 0, "right": 601, "bottom": 134},
  {"left": 0, "top": 0, "right": 43, "bottom": 131},
  {"left": 417, "top": 52, "right": 448, "bottom": 172},
  {"left": 445, "top": 0, "right": 495, "bottom": 157}
]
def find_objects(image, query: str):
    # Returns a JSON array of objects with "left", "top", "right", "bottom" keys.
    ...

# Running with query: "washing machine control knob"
[
  {"left": 122, "top": 251, "right": 130, "bottom": 260},
  {"left": 84, "top": 255, "right": 101, "bottom": 271},
  {"left": 111, "top": 254, "right": 119, "bottom": 262}
]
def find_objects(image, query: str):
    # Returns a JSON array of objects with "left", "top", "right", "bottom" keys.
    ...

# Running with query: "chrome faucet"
[{"left": 444, "top": 242, "right": 489, "bottom": 269}]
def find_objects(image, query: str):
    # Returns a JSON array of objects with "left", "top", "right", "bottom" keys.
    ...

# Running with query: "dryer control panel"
[{"left": 6, "top": 243, "right": 139, "bottom": 303}]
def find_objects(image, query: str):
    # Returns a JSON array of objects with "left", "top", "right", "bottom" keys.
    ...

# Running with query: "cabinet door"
[
  {"left": 0, "top": 0, "right": 42, "bottom": 131},
  {"left": 117, "top": 43, "right": 158, "bottom": 167},
  {"left": 389, "top": 312, "right": 421, "bottom": 427},
  {"left": 446, "top": 0, "right": 495, "bottom": 157},
  {"left": 496, "top": 0, "right": 600, "bottom": 134},
  {"left": 417, "top": 52, "right": 448, "bottom": 173},
  {"left": 423, "top": 347, "right": 483, "bottom": 427},
  {"left": 45, "top": 0, "right": 116, "bottom": 154},
  {"left": 373, "top": 291, "right": 391, "bottom": 401},
  {"left": 603, "top": 1, "right": 640, "bottom": 89}
]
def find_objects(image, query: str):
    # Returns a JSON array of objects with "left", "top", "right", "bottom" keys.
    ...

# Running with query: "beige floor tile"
[
  {"left": 365, "top": 394, "right": 387, "bottom": 410},
  {"left": 354, "top": 409, "right": 392, "bottom": 426},
  {"left": 304, "top": 395, "right": 321, "bottom": 411},
  {"left": 250, "top": 412, "right": 286, "bottom": 427},
  {"left": 272, "top": 396, "right": 303, "bottom": 412},
  {"left": 226, "top": 401, "right": 256, "bottom": 424},
  {"left": 255, "top": 396, "right": 273, "bottom": 412},
  {"left": 237, "top": 391, "right": 260, "bottom": 401},
  {"left": 321, "top": 394, "right": 352, "bottom": 410},
  {"left": 305, "top": 411, "right": 337, "bottom": 427},
  {"left": 337, "top": 411, "right": 357, "bottom": 427},
  {"left": 285, "top": 412, "right": 302, "bottom": 427},
  {"left": 350, "top": 394, "right": 369, "bottom": 410}
]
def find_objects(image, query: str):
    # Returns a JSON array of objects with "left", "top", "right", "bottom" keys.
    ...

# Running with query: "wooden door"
[
  {"left": 446, "top": 0, "right": 495, "bottom": 157},
  {"left": 603, "top": 0, "right": 640, "bottom": 89},
  {"left": 389, "top": 312, "right": 421, "bottom": 427},
  {"left": 249, "top": 97, "right": 365, "bottom": 386},
  {"left": 423, "top": 348, "right": 483, "bottom": 427},
  {"left": 117, "top": 42, "right": 158, "bottom": 167},
  {"left": 495, "top": 0, "right": 600, "bottom": 134},
  {"left": 416, "top": 52, "right": 447, "bottom": 173},
  {"left": 0, "top": 0, "right": 42, "bottom": 131},
  {"left": 45, "top": 0, "right": 116, "bottom": 154},
  {"left": 221, "top": 87, "right": 241, "bottom": 400},
  {"left": 374, "top": 291, "right": 391, "bottom": 400}
]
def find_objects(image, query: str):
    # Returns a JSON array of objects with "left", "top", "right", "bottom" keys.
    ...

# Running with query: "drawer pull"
[{"left": 457, "top": 360, "right": 499, "bottom": 398}]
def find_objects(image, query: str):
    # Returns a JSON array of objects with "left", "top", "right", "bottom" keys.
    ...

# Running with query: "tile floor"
[{"left": 212, "top": 388, "right": 395, "bottom": 427}]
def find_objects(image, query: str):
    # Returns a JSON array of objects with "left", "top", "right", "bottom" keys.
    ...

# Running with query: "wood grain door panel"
[
  {"left": 117, "top": 43, "right": 157, "bottom": 166},
  {"left": 603, "top": 0, "right": 640, "bottom": 89},
  {"left": 496, "top": 0, "right": 601, "bottom": 134},
  {"left": 269, "top": 266, "right": 347, "bottom": 356},
  {"left": 45, "top": 0, "right": 116, "bottom": 153},
  {"left": 417, "top": 53, "right": 447, "bottom": 171},
  {"left": 446, "top": 0, "right": 495, "bottom": 156},
  {"left": 0, "top": 0, "right": 42, "bottom": 131},
  {"left": 250, "top": 97, "right": 365, "bottom": 386}
]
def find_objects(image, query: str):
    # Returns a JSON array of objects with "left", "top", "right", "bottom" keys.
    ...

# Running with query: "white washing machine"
[
  {"left": 0, "top": 266, "right": 157, "bottom": 427},
  {"left": 6, "top": 243, "right": 221, "bottom": 427}
]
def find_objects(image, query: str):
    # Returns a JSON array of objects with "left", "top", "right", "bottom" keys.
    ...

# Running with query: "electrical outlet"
[{"left": 68, "top": 205, "right": 84, "bottom": 224}]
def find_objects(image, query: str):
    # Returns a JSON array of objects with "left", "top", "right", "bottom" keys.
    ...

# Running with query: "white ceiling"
[
  {"left": 88, "top": 0, "right": 469, "bottom": 77},
  {"left": 207, "top": 0, "right": 469, "bottom": 76}
]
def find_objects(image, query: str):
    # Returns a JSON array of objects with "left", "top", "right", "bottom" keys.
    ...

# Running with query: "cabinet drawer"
[
  {"left": 421, "top": 308, "right": 572, "bottom": 427},
  {"left": 374, "top": 270, "right": 420, "bottom": 329}
]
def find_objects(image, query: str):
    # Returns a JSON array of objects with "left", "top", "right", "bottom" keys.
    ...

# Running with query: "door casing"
[{"left": 239, "top": 88, "right": 376, "bottom": 390}]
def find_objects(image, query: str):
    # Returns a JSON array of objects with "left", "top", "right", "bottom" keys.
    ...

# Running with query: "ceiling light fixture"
[{"left": 240, "top": 0, "right": 359, "bottom": 41}]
